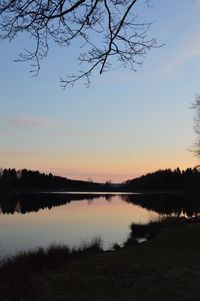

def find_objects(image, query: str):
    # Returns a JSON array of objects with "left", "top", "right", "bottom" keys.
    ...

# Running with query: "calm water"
[{"left": 0, "top": 193, "right": 159, "bottom": 256}]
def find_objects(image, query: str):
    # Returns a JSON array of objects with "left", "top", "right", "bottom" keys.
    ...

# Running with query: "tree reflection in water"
[{"left": 1, "top": 192, "right": 200, "bottom": 219}]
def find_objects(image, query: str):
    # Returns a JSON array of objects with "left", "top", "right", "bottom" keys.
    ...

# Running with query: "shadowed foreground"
[{"left": 1, "top": 223, "right": 200, "bottom": 301}]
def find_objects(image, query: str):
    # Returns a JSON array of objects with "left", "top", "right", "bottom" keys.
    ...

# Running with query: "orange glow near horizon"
[{"left": 1, "top": 148, "right": 198, "bottom": 182}]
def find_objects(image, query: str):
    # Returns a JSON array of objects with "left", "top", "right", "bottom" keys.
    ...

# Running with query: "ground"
[{"left": 1, "top": 223, "right": 200, "bottom": 301}]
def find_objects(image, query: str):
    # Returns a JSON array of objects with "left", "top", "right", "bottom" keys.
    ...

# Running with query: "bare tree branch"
[
  {"left": 0, "top": 0, "right": 159, "bottom": 86},
  {"left": 191, "top": 95, "right": 200, "bottom": 157}
]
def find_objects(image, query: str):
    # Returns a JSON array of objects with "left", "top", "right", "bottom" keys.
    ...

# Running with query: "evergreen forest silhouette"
[{"left": 1, "top": 167, "right": 200, "bottom": 217}]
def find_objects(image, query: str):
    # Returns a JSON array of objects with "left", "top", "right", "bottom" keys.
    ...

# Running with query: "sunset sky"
[{"left": 1, "top": 0, "right": 200, "bottom": 183}]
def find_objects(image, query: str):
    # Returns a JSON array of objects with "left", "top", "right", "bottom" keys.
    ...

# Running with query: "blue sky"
[{"left": 1, "top": 0, "right": 200, "bottom": 182}]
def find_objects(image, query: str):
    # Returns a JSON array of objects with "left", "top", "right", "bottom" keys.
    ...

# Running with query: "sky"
[{"left": 1, "top": 0, "right": 200, "bottom": 183}]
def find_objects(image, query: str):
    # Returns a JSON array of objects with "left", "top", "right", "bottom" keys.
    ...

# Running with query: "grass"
[
  {"left": 1, "top": 222, "right": 200, "bottom": 300},
  {"left": 124, "top": 216, "right": 187, "bottom": 247},
  {"left": 0, "top": 237, "right": 103, "bottom": 301},
  {"left": 132, "top": 216, "right": 186, "bottom": 237}
]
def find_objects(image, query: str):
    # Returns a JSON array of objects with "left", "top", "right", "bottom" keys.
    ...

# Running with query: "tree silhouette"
[
  {"left": 0, "top": 0, "right": 157, "bottom": 86},
  {"left": 191, "top": 95, "right": 200, "bottom": 157}
]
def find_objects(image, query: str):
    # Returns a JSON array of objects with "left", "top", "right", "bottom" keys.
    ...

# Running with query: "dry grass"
[
  {"left": 0, "top": 237, "right": 103, "bottom": 301},
  {"left": 1, "top": 224, "right": 200, "bottom": 300}
]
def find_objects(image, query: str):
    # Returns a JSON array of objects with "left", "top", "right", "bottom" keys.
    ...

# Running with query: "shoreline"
[{"left": 1, "top": 220, "right": 200, "bottom": 300}]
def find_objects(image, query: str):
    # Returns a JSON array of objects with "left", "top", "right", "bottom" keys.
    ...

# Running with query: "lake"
[{"left": 0, "top": 193, "right": 159, "bottom": 256}]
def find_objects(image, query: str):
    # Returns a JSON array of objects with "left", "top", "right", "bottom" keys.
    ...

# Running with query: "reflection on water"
[
  {"left": 136, "top": 238, "right": 147, "bottom": 244},
  {"left": 1, "top": 191, "right": 200, "bottom": 256},
  {"left": 0, "top": 193, "right": 157, "bottom": 256},
  {"left": 123, "top": 193, "right": 200, "bottom": 218}
]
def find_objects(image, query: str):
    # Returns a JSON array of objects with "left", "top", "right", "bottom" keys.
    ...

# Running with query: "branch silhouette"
[{"left": 0, "top": 0, "right": 158, "bottom": 86}]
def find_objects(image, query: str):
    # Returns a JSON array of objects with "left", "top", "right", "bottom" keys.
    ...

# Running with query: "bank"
[{"left": 1, "top": 222, "right": 200, "bottom": 301}]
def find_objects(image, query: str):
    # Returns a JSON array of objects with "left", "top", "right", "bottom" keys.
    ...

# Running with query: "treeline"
[
  {"left": 0, "top": 168, "right": 105, "bottom": 192},
  {"left": 1, "top": 167, "right": 200, "bottom": 194},
  {"left": 124, "top": 168, "right": 200, "bottom": 192}
]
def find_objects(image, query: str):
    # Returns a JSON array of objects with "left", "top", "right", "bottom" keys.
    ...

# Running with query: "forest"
[
  {"left": 124, "top": 167, "right": 200, "bottom": 193},
  {"left": 0, "top": 168, "right": 104, "bottom": 192},
  {"left": 1, "top": 167, "right": 200, "bottom": 194}
]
